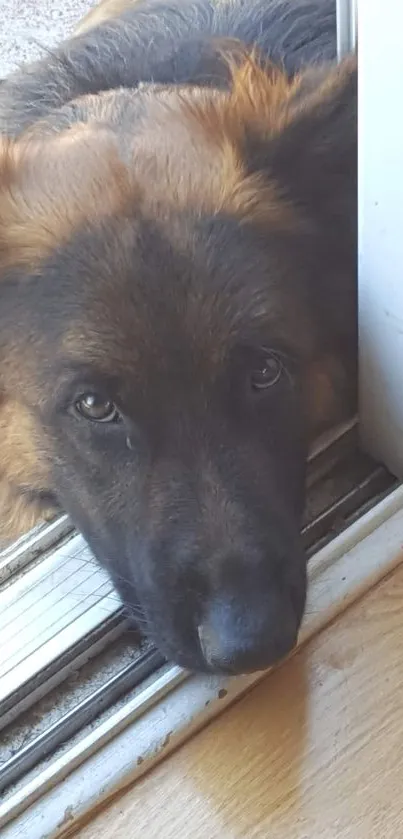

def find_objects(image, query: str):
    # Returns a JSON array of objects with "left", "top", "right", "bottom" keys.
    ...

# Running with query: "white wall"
[{"left": 359, "top": 0, "right": 403, "bottom": 477}]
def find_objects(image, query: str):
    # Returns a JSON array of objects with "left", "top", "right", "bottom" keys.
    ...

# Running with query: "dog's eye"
[
  {"left": 250, "top": 353, "right": 282, "bottom": 391},
  {"left": 75, "top": 393, "right": 120, "bottom": 423}
]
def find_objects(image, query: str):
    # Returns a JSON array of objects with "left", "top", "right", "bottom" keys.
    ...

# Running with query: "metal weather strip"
[
  {"left": 0, "top": 648, "right": 165, "bottom": 795},
  {"left": 336, "top": 0, "right": 357, "bottom": 60},
  {"left": 0, "top": 515, "right": 72, "bottom": 585},
  {"left": 1, "top": 481, "right": 403, "bottom": 837}
]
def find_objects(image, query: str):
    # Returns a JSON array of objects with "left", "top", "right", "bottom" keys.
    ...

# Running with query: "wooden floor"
[{"left": 75, "top": 563, "right": 403, "bottom": 839}]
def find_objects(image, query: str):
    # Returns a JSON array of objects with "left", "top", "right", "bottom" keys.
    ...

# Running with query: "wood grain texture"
[{"left": 75, "top": 565, "right": 403, "bottom": 839}]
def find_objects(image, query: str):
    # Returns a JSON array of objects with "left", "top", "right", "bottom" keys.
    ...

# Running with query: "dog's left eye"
[
  {"left": 75, "top": 393, "right": 121, "bottom": 423},
  {"left": 250, "top": 353, "right": 282, "bottom": 391}
]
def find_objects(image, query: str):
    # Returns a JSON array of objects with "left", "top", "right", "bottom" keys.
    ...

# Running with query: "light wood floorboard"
[{"left": 74, "top": 564, "right": 403, "bottom": 839}]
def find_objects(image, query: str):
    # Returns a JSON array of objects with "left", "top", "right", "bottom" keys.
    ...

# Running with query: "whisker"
[{"left": 73, "top": 555, "right": 139, "bottom": 594}]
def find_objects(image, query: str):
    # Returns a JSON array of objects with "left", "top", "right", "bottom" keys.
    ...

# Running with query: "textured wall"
[{"left": 0, "top": 0, "right": 94, "bottom": 77}]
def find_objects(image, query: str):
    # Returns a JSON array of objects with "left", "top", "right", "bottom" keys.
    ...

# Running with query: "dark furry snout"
[{"left": 103, "top": 441, "right": 308, "bottom": 673}]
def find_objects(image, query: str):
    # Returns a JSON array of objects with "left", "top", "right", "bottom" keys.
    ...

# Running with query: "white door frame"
[{"left": 359, "top": 0, "right": 403, "bottom": 478}]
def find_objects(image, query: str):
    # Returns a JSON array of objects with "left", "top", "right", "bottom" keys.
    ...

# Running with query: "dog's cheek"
[
  {"left": 0, "top": 395, "right": 55, "bottom": 543},
  {"left": 302, "top": 355, "right": 354, "bottom": 438}
]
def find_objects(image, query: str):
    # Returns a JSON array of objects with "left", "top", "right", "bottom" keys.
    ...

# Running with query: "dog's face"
[{"left": 0, "top": 59, "right": 356, "bottom": 673}]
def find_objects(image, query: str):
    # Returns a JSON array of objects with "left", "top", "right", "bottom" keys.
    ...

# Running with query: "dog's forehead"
[
  {"left": 1, "top": 81, "right": 315, "bottom": 382},
  {"left": 51, "top": 211, "right": 298, "bottom": 378},
  {"left": 4, "top": 185, "right": 313, "bottom": 387},
  {"left": 7, "top": 78, "right": 297, "bottom": 262}
]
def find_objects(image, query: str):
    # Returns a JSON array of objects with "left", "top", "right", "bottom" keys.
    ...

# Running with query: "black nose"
[{"left": 197, "top": 593, "right": 298, "bottom": 675}]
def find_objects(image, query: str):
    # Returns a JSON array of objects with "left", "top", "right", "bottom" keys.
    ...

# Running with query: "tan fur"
[
  {"left": 0, "top": 490, "right": 55, "bottom": 546},
  {"left": 303, "top": 357, "right": 352, "bottom": 435},
  {"left": 74, "top": 0, "right": 139, "bottom": 36},
  {"left": 0, "top": 81, "right": 296, "bottom": 279},
  {"left": 166, "top": 54, "right": 354, "bottom": 234},
  {"left": 0, "top": 398, "right": 52, "bottom": 542},
  {"left": 182, "top": 53, "right": 300, "bottom": 144},
  {"left": 0, "top": 127, "right": 136, "bottom": 273},
  {"left": 182, "top": 52, "right": 356, "bottom": 153}
]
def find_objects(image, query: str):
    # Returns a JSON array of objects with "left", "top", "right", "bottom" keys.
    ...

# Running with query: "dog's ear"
[
  {"left": 265, "top": 58, "right": 356, "bottom": 238},
  {"left": 189, "top": 52, "right": 356, "bottom": 234},
  {"left": 182, "top": 51, "right": 356, "bottom": 254},
  {"left": 228, "top": 54, "right": 357, "bottom": 235}
]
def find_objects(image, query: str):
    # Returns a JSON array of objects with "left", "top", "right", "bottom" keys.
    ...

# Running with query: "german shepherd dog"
[{"left": 0, "top": 0, "right": 356, "bottom": 674}]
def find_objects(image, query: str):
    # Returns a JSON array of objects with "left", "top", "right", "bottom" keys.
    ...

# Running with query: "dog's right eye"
[
  {"left": 250, "top": 354, "right": 282, "bottom": 391},
  {"left": 74, "top": 393, "right": 121, "bottom": 423}
]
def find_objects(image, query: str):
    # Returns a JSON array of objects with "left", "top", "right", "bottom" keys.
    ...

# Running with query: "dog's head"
[{"left": 0, "top": 55, "right": 357, "bottom": 673}]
